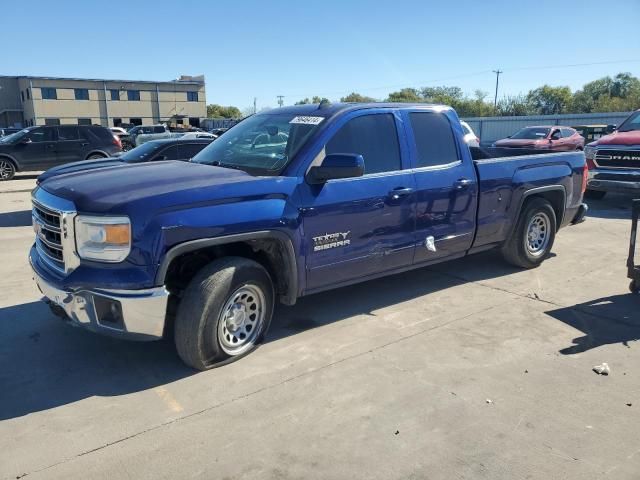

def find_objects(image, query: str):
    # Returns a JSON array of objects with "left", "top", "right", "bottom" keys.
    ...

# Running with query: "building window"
[
  {"left": 189, "top": 117, "right": 200, "bottom": 127},
  {"left": 26, "top": 88, "right": 30, "bottom": 100},
  {"left": 187, "top": 91, "right": 198, "bottom": 102},
  {"left": 41, "top": 87, "right": 57, "bottom": 100},
  {"left": 74, "top": 88, "right": 90, "bottom": 100},
  {"left": 21, "top": 91, "right": 24, "bottom": 102},
  {"left": 44, "top": 118, "right": 61, "bottom": 126},
  {"left": 129, "top": 118, "right": 142, "bottom": 126},
  {"left": 113, "top": 118, "right": 122, "bottom": 127},
  {"left": 78, "top": 118, "right": 92, "bottom": 126},
  {"left": 176, "top": 119, "right": 184, "bottom": 125},
  {"left": 110, "top": 89, "right": 120, "bottom": 101},
  {"left": 127, "top": 90, "right": 140, "bottom": 101}
]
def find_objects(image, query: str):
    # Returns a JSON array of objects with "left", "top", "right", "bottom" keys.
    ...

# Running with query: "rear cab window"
[{"left": 408, "top": 112, "right": 460, "bottom": 168}]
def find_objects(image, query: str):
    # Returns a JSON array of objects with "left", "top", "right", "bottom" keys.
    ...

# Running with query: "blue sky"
[{"left": 3, "top": 0, "right": 639, "bottom": 112}]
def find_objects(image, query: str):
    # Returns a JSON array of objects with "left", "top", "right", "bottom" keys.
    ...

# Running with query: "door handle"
[
  {"left": 80, "top": 142, "right": 89, "bottom": 147},
  {"left": 45, "top": 144, "right": 55, "bottom": 149},
  {"left": 453, "top": 178, "right": 472, "bottom": 190},
  {"left": 388, "top": 187, "right": 414, "bottom": 201}
]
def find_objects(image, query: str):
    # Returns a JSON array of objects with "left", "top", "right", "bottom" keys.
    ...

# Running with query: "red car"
[{"left": 493, "top": 126, "right": 585, "bottom": 151}]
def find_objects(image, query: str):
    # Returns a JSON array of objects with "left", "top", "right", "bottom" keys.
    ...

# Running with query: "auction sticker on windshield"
[{"left": 290, "top": 116, "right": 324, "bottom": 125}]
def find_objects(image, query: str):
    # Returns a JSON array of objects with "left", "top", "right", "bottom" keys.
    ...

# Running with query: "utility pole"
[
  {"left": 253, "top": 97, "right": 257, "bottom": 114},
  {"left": 492, "top": 69, "right": 503, "bottom": 108},
  {"left": 277, "top": 95, "right": 284, "bottom": 107}
]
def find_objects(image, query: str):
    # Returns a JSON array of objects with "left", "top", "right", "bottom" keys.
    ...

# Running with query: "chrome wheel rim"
[
  {"left": 0, "top": 161, "right": 13, "bottom": 179},
  {"left": 525, "top": 212, "right": 550, "bottom": 257},
  {"left": 217, "top": 284, "right": 265, "bottom": 356}
]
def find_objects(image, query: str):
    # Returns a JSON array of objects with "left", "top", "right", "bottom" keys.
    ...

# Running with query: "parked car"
[
  {"left": 0, "top": 127, "right": 21, "bottom": 138},
  {"left": 493, "top": 126, "right": 585, "bottom": 151},
  {"left": 460, "top": 121, "right": 480, "bottom": 147},
  {"left": 37, "top": 137, "right": 215, "bottom": 183},
  {"left": 584, "top": 109, "right": 640, "bottom": 199},
  {"left": 572, "top": 124, "right": 616, "bottom": 144},
  {"left": 209, "top": 127, "right": 229, "bottom": 136},
  {"left": 0, "top": 125, "right": 121, "bottom": 180},
  {"left": 128, "top": 124, "right": 171, "bottom": 146},
  {"left": 178, "top": 132, "right": 217, "bottom": 140},
  {"left": 31, "top": 103, "right": 587, "bottom": 370},
  {"left": 110, "top": 127, "right": 134, "bottom": 151}
]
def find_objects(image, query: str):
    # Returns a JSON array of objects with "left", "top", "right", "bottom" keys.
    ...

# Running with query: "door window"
[
  {"left": 57, "top": 126, "right": 80, "bottom": 141},
  {"left": 325, "top": 113, "right": 401, "bottom": 175},
  {"left": 156, "top": 145, "right": 180, "bottom": 160},
  {"left": 561, "top": 128, "right": 574, "bottom": 138},
  {"left": 409, "top": 113, "right": 459, "bottom": 168},
  {"left": 27, "top": 128, "right": 55, "bottom": 142},
  {"left": 550, "top": 129, "right": 561, "bottom": 140},
  {"left": 178, "top": 143, "right": 207, "bottom": 159}
]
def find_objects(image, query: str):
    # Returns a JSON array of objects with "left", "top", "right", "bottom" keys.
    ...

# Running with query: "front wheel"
[
  {"left": 501, "top": 198, "right": 557, "bottom": 269},
  {"left": 0, "top": 159, "right": 16, "bottom": 180},
  {"left": 174, "top": 257, "right": 274, "bottom": 370}
]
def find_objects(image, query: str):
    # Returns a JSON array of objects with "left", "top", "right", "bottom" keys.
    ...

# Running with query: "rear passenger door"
[
  {"left": 301, "top": 111, "right": 417, "bottom": 291},
  {"left": 55, "top": 126, "right": 85, "bottom": 165},
  {"left": 403, "top": 110, "right": 478, "bottom": 264}
]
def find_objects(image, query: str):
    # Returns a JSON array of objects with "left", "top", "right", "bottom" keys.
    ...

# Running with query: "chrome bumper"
[
  {"left": 31, "top": 263, "right": 169, "bottom": 341},
  {"left": 588, "top": 168, "right": 640, "bottom": 193}
]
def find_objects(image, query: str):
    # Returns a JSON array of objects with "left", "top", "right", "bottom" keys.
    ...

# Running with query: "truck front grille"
[
  {"left": 595, "top": 149, "right": 640, "bottom": 169},
  {"left": 32, "top": 200, "right": 65, "bottom": 272}
]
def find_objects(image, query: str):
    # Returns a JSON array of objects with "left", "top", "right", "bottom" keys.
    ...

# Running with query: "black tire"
[
  {"left": 631, "top": 280, "right": 639, "bottom": 295},
  {"left": 174, "top": 257, "right": 274, "bottom": 370},
  {"left": 0, "top": 159, "right": 16, "bottom": 181},
  {"left": 501, "top": 197, "right": 557, "bottom": 269},
  {"left": 87, "top": 153, "right": 106, "bottom": 160},
  {"left": 584, "top": 189, "right": 606, "bottom": 200}
]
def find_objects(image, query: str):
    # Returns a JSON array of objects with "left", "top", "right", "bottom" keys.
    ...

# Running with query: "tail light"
[
  {"left": 112, "top": 134, "right": 122, "bottom": 150},
  {"left": 581, "top": 163, "right": 588, "bottom": 194}
]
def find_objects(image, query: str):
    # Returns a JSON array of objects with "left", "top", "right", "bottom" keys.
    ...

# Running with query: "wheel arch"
[
  {"left": 85, "top": 150, "right": 109, "bottom": 159},
  {"left": 157, "top": 231, "right": 298, "bottom": 306},
  {"left": 511, "top": 185, "right": 566, "bottom": 237},
  {"left": 0, "top": 154, "right": 20, "bottom": 171}
]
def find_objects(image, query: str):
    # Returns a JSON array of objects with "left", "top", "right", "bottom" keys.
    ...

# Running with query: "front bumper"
[
  {"left": 30, "top": 252, "right": 168, "bottom": 341},
  {"left": 588, "top": 168, "right": 640, "bottom": 193}
]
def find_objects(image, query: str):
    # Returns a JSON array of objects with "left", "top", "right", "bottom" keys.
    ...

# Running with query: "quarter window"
[
  {"left": 41, "top": 88, "right": 57, "bottom": 100},
  {"left": 127, "top": 90, "right": 140, "bottom": 101},
  {"left": 408, "top": 112, "right": 459, "bottom": 168},
  {"left": 74, "top": 88, "right": 90, "bottom": 100},
  {"left": 326, "top": 113, "right": 401, "bottom": 175}
]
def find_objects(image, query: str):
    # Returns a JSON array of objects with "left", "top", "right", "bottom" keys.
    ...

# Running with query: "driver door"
[
  {"left": 300, "top": 111, "right": 417, "bottom": 292},
  {"left": 14, "top": 127, "right": 57, "bottom": 170}
]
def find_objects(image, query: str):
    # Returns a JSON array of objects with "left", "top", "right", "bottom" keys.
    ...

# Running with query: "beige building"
[{"left": 0, "top": 74, "right": 206, "bottom": 128}]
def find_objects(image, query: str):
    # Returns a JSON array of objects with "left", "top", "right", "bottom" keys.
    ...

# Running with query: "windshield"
[
  {"left": 618, "top": 111, "right": 640, "bottom": 132},
  {"left": 192, "top": 113, "right": 324, "bottom": 174},
  {"left": 510, "top": 127, "right": 550, "bottom": 140},
  {"left": 120, "top": 141, "right": 165, "bottom": 163},
  {"left": 0, "top": 129, "right": 30, "bottom": 144}
]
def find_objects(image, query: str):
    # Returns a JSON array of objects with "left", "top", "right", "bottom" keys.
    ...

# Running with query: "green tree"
[
  {"left": 207, "top": 104, "right": 242, "bottom": 118},
  {"left": 526, "top": 85, "right": 572, "bottom": 115},
  {"left": 496, "top": 94, "right": 534, "bottom": 116},
  {"left": 340, "top": 92, "right": 376, "bottom": 102},
  {"left": 386, "top": 88, "right": 422, "bottom": 103},
  {"left": 295, "top": 96, "right": 330, "bottom": 105}
]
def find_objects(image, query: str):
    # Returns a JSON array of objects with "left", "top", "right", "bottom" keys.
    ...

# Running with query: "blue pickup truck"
[{"left": 30, "top": 103, "right": 587, "bottom": 370}]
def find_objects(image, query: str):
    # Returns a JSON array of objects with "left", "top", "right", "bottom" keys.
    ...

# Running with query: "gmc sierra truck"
[
  {"left": 584, "top": 109, "right": 640, "bottom": 199},
  {"left": 30, "top": 103, "right": 588, "bottom": 370}
]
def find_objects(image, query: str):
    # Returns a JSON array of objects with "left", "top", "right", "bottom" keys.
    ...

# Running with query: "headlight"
[
  {"left": 75, "top": 216, "right": 131, "bottom": 262},
  {"left": 584, "top": 146, "right": 595, "bottom": 159}
]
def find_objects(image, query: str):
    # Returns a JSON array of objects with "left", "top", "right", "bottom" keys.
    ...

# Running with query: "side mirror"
[
  {"left": 20, "top": 137, "right": 32, "bottom": 145},
  {"left": 154, "top": 155, "right": 168, "bottom": 161},
  {"left": 307, "top": 153, "right": 364, "bottom": 184},
  {"left": 606, "top": 124, "right": 617, "bottom": 134}
]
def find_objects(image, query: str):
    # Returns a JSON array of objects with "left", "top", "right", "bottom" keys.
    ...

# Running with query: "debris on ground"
[
  {"left": 394, "top": 430, "right": 399, "bottom": 435},
  {"left": 626, "top": 403, "right": 632, "bottom": 407},
  {"left": 592, "top": 363, "right": 610, "bottom": 375},
  {"left": 524, "top": 370, "right": 529, "bottom": 374},
  {"left": 486, "top": 399, "right": 493, "bottom": 404}
]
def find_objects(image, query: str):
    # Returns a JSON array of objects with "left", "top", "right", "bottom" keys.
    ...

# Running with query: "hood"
[
  {"left": 494, "top": 138, "right": 544, "bottom": 148},
  {"left": 590, "top": 130, "right": 640, "bottom": 147},
  {"left": 37, "top": 158, "right": 124, "bottom": 183},
  {"left": 39, "top": 161, "right": 298, "bottom": 215}
]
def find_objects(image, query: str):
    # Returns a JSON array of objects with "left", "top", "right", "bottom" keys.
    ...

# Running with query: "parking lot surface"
[{"left": 0, "top": 174, "right": 638, "bottom": 479}]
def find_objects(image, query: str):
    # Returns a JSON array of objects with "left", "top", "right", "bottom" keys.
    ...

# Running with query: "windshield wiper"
[{"left": 209, "top": 161, "right": 246, "bottom": 171}]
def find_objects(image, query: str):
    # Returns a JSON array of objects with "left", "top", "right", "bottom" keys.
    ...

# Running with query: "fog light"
[{"left": 93, "top": 296, "right": 124, "bottom": 326}]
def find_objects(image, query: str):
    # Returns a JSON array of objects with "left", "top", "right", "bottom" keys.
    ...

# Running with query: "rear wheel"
[
  {"left": 87, "top": 153, "right": 107, "bottom": 160},
  {"left": 501, "top": 198, "right": 557, "bottom": 268},
  {"left": 584, "top": 189, "right": 606, "bottom": 200},
  {"left": 0, "top": 159, "right": 15, "bottom": 180},
  {"left": 174, "top": 257, "right": 274, "bottom": 370}
]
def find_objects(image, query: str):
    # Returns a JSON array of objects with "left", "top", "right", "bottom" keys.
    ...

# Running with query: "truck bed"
[{"left": 469, "top": 147, "right": 586, "bottom": 250}]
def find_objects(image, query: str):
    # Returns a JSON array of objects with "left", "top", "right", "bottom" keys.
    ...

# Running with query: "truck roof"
[{"left": 265, "top": 102, "right": 451, "bottom": 117}]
